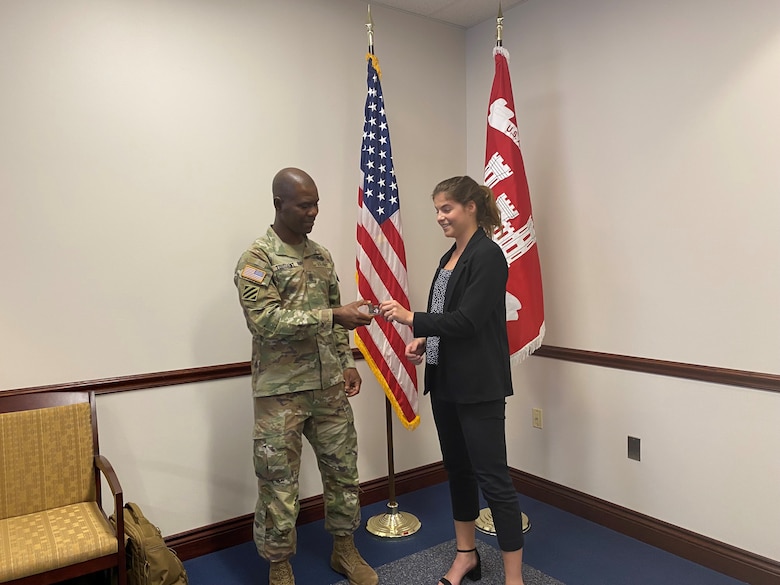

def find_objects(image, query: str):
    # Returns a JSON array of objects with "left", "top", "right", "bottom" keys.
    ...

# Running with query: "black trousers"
[{"left": 431, "top": 394, "right": 525, "bottom": 552}]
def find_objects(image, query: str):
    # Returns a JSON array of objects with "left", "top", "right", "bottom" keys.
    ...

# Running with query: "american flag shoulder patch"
[{"left": 240, "top": 265, "right": 267, "bottom": 285}]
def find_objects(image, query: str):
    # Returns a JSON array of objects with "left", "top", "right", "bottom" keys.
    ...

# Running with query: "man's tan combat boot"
[
  {"left": 330, "top": 534, "right": 378, "bottom": 585},
  {"left": 269, "top": 559, "right": 295, "bottom": 585}
]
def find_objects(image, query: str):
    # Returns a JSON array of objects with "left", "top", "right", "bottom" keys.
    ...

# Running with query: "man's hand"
[
  {"left": 343, "top": 368, "right": 362, "bottom": 397},
  {"left": 333, "top": 300, "right": 375, "bottom": 330}
]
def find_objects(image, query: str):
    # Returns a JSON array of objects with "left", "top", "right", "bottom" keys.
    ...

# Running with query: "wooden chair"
[{"left": 0, "top": 390, "right": 126, "bottom": 585}]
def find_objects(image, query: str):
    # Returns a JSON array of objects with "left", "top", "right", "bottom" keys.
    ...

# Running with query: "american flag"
[{"left": 354, "top": 54, "right": 419, "bottom": 429}]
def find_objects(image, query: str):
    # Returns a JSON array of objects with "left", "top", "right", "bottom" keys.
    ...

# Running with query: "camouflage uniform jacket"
[{"left": 234, "top": 226, "right": 355, "bottom": 397}]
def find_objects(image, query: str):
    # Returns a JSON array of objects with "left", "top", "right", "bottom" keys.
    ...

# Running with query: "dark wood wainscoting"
[
  {"left": 534, "top": 346, "right": 780, "bottom": 394},
  {"left": 5, "top": 345, "right": 778, "bottom": 398}
]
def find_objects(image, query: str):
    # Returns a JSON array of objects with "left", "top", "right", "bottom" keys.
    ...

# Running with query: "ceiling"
[{"left": 370, "top": 0, "right": 529, "bottom": 29}]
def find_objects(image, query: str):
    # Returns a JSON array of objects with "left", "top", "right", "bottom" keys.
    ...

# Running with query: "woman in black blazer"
[{"left": 380, "top": 176, "right": 525, "bottom": 585}]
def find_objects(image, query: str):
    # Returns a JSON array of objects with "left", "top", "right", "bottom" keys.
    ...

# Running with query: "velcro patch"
[
  {"left": 241, "top": 265, "right": 267, "bottom": 284},
  {"left": 242, "top": 285, "right": 259, "bottom": 302}
]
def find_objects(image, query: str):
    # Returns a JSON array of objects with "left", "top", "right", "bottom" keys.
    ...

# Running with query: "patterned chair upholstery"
[{"left": 0, "top": 391, "right": 126, "bottom": 585}]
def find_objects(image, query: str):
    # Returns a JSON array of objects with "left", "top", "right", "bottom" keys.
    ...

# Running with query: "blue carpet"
[{"left": 183, "top": 482, "right": 748, "bottom": 585}]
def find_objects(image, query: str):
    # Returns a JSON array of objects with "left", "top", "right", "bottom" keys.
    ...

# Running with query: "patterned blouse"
[{"left": 425, "top": 268, "right": 452, "bottom": 365}]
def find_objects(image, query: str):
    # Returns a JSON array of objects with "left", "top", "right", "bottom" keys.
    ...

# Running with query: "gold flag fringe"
[
  {"left": 366, "top": 53, "right": 382, "bottom": 78},
  {"left": 354, "top": 331, "right": 420, "bottom": 430}
]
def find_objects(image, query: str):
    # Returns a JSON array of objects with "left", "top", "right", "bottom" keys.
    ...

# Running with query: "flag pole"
[
  {"left": 363, "top": 4, "right": 421, "bottom": 538},
  {"left": 475, "top": 2, "right": 531, "bottom": 538},
  {"left": 366, "top": 3, "right": 374, "bottom": 53},
  {"left": 496, "top": 1, "right": 503, "bottom": 47}
]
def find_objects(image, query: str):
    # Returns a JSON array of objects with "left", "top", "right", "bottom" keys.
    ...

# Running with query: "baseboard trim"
[
  {"left": 509, "top": 469, "right": 780, "bottom": 585},
  {"left": 166, "top": 464, "right": 779, "bottom": 585},
  {"left": 165, "top": 462, "right": 447, "bottom": 561}
]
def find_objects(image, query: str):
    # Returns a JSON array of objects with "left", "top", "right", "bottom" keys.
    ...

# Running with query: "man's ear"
[{"left": 273, "top": 196, "right": 282, "bottom": 211}]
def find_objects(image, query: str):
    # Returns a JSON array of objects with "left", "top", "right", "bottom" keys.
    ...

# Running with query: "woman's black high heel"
[
  {"left": 439, "top": 547, "right": 482, "bottom": 584},
  {"left": 461, "top": 547, "right": 482, "bottom": 581}
]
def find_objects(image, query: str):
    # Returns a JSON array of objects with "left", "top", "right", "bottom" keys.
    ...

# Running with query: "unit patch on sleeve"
[
  {"left": 242, "top": 284, "right": 260, "bottom": 302},
  {"left": 241, "top": 265, "right": 267, "bottom": 285}
]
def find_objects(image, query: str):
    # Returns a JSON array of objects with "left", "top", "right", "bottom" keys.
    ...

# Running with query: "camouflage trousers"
[{"left": 252, "top": 383, "right": 361, "bottom": 562}]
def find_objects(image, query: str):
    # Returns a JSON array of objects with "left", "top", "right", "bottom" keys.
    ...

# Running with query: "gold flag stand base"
[
  {"left": 475, "top": 507, "right": 531, "bottom": 535},
  {"left": 366, "top": 399, "right": 422, "bottom": 539},
  {"left": 366, "top": 501, "right": 421, "bottom": 538}
]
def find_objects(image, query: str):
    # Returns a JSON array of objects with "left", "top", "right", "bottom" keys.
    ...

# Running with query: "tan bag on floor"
[{"left": 111, "top": 502, "right": 188, "bottom": 585}]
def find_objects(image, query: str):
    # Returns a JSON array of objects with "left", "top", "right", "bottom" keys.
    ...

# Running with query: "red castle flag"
[
  {"left": 355, "top": 53, "right": 420, "bottom": 429},
  {"left": 485, "top": 46, "right": 545, "bottom": 362}
]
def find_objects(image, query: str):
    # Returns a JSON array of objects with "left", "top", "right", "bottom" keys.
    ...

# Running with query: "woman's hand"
[
  {"left": 378, "top": 300, "right": 413, "bottom": 326},
  {"left": 405, "top": 337, "right": 426, "bottom": 365}
]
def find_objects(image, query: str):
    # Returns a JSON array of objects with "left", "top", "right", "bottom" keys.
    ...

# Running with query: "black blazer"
[{"left": 413, "top": 229, "right": 512, "bottom": 403}]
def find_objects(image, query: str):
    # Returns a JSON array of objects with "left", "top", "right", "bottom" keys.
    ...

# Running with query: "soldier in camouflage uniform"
[{"left": 234, "top": 167, "right": 379, "bottom": 585}]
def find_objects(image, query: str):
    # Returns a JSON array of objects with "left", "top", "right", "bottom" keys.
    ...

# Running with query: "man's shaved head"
[
  {"left": 270, "top": 167, "right": 320, "bottom": 244},
  {"left": 272, "top": 167, "right": 316, "bottom": 202}
]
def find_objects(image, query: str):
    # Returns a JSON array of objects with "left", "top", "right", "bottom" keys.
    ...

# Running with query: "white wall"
[
  {"left": 0, "top": 0, "right": 463, "bottom": 387},
  {"left": 465, "top": 0, "right": 780, "bottom": 561},
  {"left": 0, "top": 0, "right": 461, "bottom": 536},
  {"left": 4, "top": 0, "right": 778, "bottom": 564}
]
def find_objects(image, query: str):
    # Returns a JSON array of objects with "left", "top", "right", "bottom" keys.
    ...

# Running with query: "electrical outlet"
[
  {"left": 628, "top": 436, "right": 641, "bottom": 461},
  {"left": 532, "top": 408, "right": 543, "bottom": 429}
]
